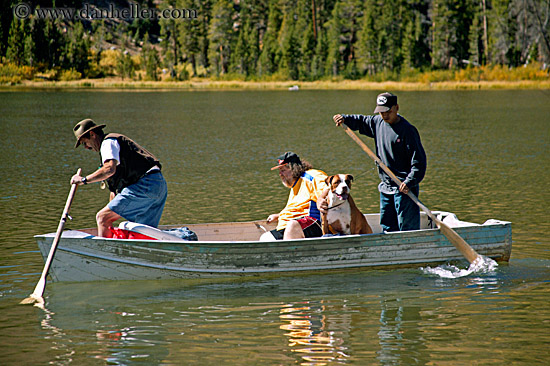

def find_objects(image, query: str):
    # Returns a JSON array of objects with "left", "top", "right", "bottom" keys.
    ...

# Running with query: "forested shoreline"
[{"left": 1, "top": 0, "right": 549, "bottom": 85}]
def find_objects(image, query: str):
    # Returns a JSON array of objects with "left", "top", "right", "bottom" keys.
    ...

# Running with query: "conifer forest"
[{"left": 1, "top": 0, "right": 549, "bottom": 83}]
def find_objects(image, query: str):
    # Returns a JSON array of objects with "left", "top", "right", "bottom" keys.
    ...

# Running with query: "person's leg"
[
  {"left": 301, "top": 218, "right": 323, "bottom": 238},
  {"left": 108, "top": 172, "right": 167, "bottom": 228},
  {"left": 380, "top": 192, "right": 399, "bottom": 232},
  {"left": 96, "top": 206, "right": 122, "bottom": 237},
  {"left": 260, "top": 231, "right": 277, "bottom": 241},
  {"left": 133, "top": 173, "right": 168, "bottom": 227},
  {"left": 395, "top": 186, "right": 420, "bottom": 231},
  {"left": 283, "top": 220, "right": 305, "bottom": 240},
  {"left": 266, "top": 229, "right": 284, "bottom": 241}
]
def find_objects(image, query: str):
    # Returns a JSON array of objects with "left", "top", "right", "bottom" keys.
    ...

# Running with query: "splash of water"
[{"left": 421, "top": 255, "right": 498, "bottom": 279}]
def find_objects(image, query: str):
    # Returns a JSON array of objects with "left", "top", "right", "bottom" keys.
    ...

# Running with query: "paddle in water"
[
  {"left": 20, "top": 168, "right": 81, "bottom": 305},
  {"left": 340, "top": 125, "right": 497, "bottom": 270}
]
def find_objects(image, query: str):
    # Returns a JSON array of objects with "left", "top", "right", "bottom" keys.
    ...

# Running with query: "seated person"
[{"left": 261, "top": 152, "right": 328, "bottom": 240}]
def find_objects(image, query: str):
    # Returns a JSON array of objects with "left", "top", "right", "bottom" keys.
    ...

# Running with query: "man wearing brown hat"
[
  {"left": 71, "top": 119, "right": 167, "bottom": 237},
  {"left": 322, "top": 92, "right": 427, "bottom": 232},
  {"left": 261, "top": 152, "right": 328, "bottom": 240}
]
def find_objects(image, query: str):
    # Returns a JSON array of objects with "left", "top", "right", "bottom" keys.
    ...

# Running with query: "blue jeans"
[
  {"left": 108, "top": 171, "right": 168, "bottom": 227},
  {"left": 380, "top": 185, "right": 420, "bottom": 232}
]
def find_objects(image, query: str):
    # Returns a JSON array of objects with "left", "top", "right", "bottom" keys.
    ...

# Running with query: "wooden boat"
[{"left": 34, "top": 211, "right": 512, "bottom": 282}]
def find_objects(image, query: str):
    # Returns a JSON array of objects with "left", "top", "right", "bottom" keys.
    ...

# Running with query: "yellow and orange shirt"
[{"left": 276, "top": 169, "right": 328, "bottom": 231}]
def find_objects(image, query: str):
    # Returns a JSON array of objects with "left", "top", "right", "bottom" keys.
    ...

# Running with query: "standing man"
[
  {"left": 325, "top": 92, "right": 426, "bottom": 232},
  {"left": 262, "top": 152, "right": 328, "bottom": 240},
  {"left": 70, "top": 119, "right": 168, "bottom": 237}
]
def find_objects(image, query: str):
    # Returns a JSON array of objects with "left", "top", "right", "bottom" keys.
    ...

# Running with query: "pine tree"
[
  {"left": 63, "top": 22, "right": 90, "bottom": 75},
  {"left": 356, "top": 0, "right": 378, "bottom": 75},
  {"left": 278, "top": 8, "right": 300, "bottom": 80},
  {"left": 160, "top": 1, "right": 180, "bottom": 76},
  {"left": 142, "top": 34, "right": 159, "bottom": 81},
  {"left": 468, "top": 1, "right": 484, "bottom": 66},
  {"left": 198, "top": 0, "right": 214, "bottom": 73},
  {"left": 117, "top": 50, "right": 135, "bottom": 79},
  {"left": 431, "top": 0, "right": 475, "bottom": 69},
  {"left": 409, "top": 1, "right": 432, "bottom": 70},
  {"left": 325, "top": 0, "right": 361, "bottom": 76},
  {"left": 177, "top": 0, "right": 202, "bottom": 75},
  {"left": 246, "top": 17, "right": 260, "bottom": 76},
  {"left": 295, "top": 0, "right": 316, "bottom": 80},
  {"left": 231, "top": 18, "right": 257, "bottom": 76},
  {"left": 311, "top": 28, "right": 328, "bottom": 78},
  {"left": 488, "top": 0, "right": 515, "bottom": 65},
  {"left": 258, "top": 1, "right": 282, "bottom": 76},
  {"left": 431, "top": 0, "right": 453, "bottom": 68},
  {"left": 208, "top": 0, "right": 235, "bottom": 75},
  {"left": 24, "top": 24, "right": 35, "bottom": 67},
  {"left": 400, "top": 3, "right": 430, "bottom": 71},
  {"left": 245, "top": 0, "right": 268, "bottom": 76},
  {"left": 0, "top": 11, "right": 4, "bottom": 58},
  {"left": 43, "top": 20, "right": 65, "bottom": 69},
  {"left": 6, "top": 18, "right": 26, "bottom": 65},
  {"left": 299, "top": 22, "right": 316, "bottom": 79},
  {"left": 401, "top": 18, "right": 416, "bottom": 70}
]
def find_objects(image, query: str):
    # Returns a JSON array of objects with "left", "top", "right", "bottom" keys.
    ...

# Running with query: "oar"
[
  {"left": 20, "top": 168, "right": 82, "bottom": 305},
  {"left": 340, "top": 125, "right": 480, "bottom": 264}
]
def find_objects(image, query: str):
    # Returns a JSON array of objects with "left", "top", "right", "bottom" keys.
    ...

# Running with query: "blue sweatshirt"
[{"left": 342, "top": 114, "right": 427, "bottom": 194}]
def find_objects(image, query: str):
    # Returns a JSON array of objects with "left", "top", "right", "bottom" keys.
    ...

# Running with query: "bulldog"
[{"left": 320, "top": 174, "right": 373, "bottom": 235}]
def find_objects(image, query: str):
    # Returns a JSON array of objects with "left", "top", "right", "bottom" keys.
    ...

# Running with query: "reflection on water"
[
  {"left": 16, "top": 265, "right": 545, "bottom": 365},
  {"left": 279, "top": 301, "right": 349, "bottom": 365},
  {"left": 39, "top": 308, "right": 71, "bottom": 365}
]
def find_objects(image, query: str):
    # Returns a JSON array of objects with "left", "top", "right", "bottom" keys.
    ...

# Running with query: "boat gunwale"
[{"left": 34, "top": 218, "right": 512, "bottom": 246}]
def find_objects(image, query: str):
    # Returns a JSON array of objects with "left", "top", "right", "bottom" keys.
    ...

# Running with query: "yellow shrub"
[
  {"left": 99, "top": 49, "right": 122, "bottom": 76},
  {"left": 58, "top": 69, "right": 82, "bottom": 81},
  {"left": 0, "top": 63, "right": 35, "bottom": 84}
]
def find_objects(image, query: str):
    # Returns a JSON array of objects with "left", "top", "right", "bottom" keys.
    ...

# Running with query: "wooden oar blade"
[
  {"left": 437, "top": 220, "right": 480, "bottom": 264},
  {"left": 20, "top": 277, "right": 46, "bottom": 304},
  {"left": 19, "top": 293, "right": 44, "bottom": 305}
]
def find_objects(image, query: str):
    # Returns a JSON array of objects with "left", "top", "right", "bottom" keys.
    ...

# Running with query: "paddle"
[
  {"left": 20, "top": 168, "right": 82, "bottom": 305},
  {"left": 340, "top": 125, "right": 480, "bottom": 264}
]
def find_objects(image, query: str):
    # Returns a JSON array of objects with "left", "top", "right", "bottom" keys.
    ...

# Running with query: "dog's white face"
[{"left": 326, "top": 174, "right": 353, "bottom": 202}]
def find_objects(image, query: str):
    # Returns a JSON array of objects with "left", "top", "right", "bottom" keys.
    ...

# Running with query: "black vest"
[{"left": 101, "top": 133, "right": 161, "bottom": 193}]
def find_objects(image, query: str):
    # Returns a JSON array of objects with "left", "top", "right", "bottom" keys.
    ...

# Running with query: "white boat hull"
[{"left": 35, "top": 212, "right": 512, "bottom": 282}]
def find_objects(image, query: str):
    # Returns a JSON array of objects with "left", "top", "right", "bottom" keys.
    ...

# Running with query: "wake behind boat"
[{"left": 34, "top": 211, "right": 511, "bottom": 282}]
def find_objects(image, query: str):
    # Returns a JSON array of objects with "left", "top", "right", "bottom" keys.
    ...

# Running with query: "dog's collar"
[{"left": 327, "top": 201, "right": 346, "bottom": 210}]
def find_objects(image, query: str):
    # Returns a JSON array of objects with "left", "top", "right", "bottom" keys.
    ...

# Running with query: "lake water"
[{"left": 0, "top": 89, "right": 549, "bottom": 365}]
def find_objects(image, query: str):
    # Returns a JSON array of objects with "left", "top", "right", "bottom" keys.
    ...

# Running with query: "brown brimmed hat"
[
  {"left": 271, "top": 151, "right": 302, "bottom": 170},
  {"left": 73, "top": 119, "right": 106, "bottom": 148}
]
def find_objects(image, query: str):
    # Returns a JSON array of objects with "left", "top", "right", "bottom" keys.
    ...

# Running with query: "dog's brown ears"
[
  {"left": 344, "top": 175, "right": 354, "bottom": 188},
  {"left": 325, "top": 175, "right": 354, "bottom": 185}
]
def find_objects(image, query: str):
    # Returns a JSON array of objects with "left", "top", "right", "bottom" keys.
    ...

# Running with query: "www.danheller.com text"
[{"left": 13, "top": 2, "right": 198, "bottom": 21}]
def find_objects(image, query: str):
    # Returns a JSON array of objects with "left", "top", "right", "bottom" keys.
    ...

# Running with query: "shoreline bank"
[{"left": 2, "top": 78, "right": 550, "bottom": 91}]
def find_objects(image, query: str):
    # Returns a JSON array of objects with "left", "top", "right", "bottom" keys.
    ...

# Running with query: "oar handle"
[
  {"left": 342, "top": 125, "right": 406, "bottom": 190},
  {"left": 40, "top": 168, "right": 82, "bottom": 276},
  {"left": 21, "top": 168, "right": 81, "bottom": 304},
  {"left": 341, "top": 124, "right": 480, "bottom": 264}
]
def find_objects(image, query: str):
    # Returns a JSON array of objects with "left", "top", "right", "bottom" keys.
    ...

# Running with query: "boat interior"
[{"left": 67, "top": 212, "right": 480, "bottom": 242}]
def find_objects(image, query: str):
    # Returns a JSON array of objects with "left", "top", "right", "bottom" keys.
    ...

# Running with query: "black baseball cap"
[
  {"left": 374, "top": 92, "right": 397, "bottom": 113},
  {"left": 271, "top": 151, "right": 301, "bottom": 170}
]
